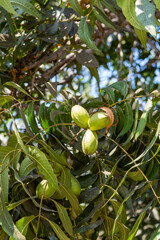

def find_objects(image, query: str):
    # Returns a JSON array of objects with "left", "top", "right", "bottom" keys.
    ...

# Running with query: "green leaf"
[
  {"left": 76, "top": 51, "right": 99, "bottom": 68},
  {"left": 0, "top": 147, "right": 9, "bottom": 203},
  {"left": 10, "top": 0, "right": 42, "bottom": 20},
  {"left": 53, "top": 201, "right": 73, "bottom": 236},
  {"left": 79, "top": 16, "right": 103, "bottom": 56},
  {"left": 7, "top": 198, "right": 29, "bottom": 211},
  {"left": 27, "top": 102, "right": 40, "bottom": 136},
  {"left": 46, "top": 82, "right": 57, "bottom": 98},
  {"left": 122, "top": 0, "right": 145, "bottom": 30},
  {"left": 117, "top": 102, "right": 133, "bottom": 138},
  {"left": 20, "top": 106, "right": 35, "bottom": 138},
  {"left": 0, "top": 95, "right": 13, "bottom": 107},
  {"left": 128, "top": 211, "right": 146, "bottom": 240},
  {"left": 39, "top": 103, "right": 51, "bottom": 133},
  {"left": 123, "top": 99, "right": 139, "bottom": 145},
  {"left": 69, "top": 0, "right": 85, "bottom": 15},
  {"left": 134, "top": 28, "right": 146, "bottom": 48},
  {"left": 27, "top": 146, "right": 58, "bottom": 191},
  {"left": 135, "top": 0, "right": 157, "bottom": 39},
  {"left": 127, "top": 170, "right": 143, "bottom": 181},
  {"left": 9, "top": 216, "right": 36, "bottom": 240},
  {"left": 153, "top": 0, "right": 160, "bottom": 11},
  {"left": 134, "top": 99, "right": 152, "bottom": 140},
  {"left": 0, "top": 0, "right": 18, "bottom": 15},
  {"left": 116, "top": 105, "right": 125, "bottom": 131},
  {"left": 60, "top": 184, "right": 82, "bottom": 216},
  {"left": 110, "top": 81, "right": 128, "bottom": 97},
  {"left": 150, "top": 224, "right": 160, "bottom": 240},
  {"left": 88, "top": 67, "right": 100, "bottom": 92},
  {"left": 111, "top": 200, "right": 127, "bottom": 224},
  {"left": 104, "top": 87, "right": 115, "bottom": 103},
  {"left": 4, "top": 82, "right": 31, "bottom": 98},
  {"left": 48, "top": 220, "right": 70, "bottom": 240},
  {"left": 19, "top": 157, "right": 36, "bottom": 178},
  {"left": 93, "top": 5, "right": 116, "bottom": 30},
  {"left": 0, "top": 192, "right": 26, "bottom": 240}
]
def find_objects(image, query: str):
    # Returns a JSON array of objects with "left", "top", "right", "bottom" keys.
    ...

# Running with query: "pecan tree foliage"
[
  {"left": 0, "top": 1, "right": 160, "bottom": 240},
  {"left": 0, "top": 0, "right": 160, "bottom": 96}
]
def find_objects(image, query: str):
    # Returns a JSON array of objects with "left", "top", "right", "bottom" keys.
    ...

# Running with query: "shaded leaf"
[
  {"left": 76, "top": 51, "right": 99, "bottom": 68},
  {"left": 0, "top": 192, "right": 26, "bottom": 240},
  {"left": 110, "top": 81, "right": 128, "bottom": 97},
  {"left": 117, "top": 102, "right": 133, "bottom": 138},
  {"left": 134, "top": 28, "right": 146, "bottom": 48},
  {"left": 79, "top": 16, "right": 103, "bottom": 56},
  {"left": 135, "top": 0, "right": 156, "bottom": 39},
  {"left": 69, "top": 0, "right": 84, "bottom": 15},
  {"left": 93, "top": 5, "right": 116, "bottom": 30},
  {"left": 10, "top": 0, "right": 42, "bottom": 20},
  {"left": 27, "top": 102, "right": 40, "bottom": 136},
  {"left": 49, "top": 220, "right": 70, "bottom": 240},
  {"left": 4, "top": 82, "right": 31, "bottom": 97},
  {"left": 53, "top": 201, "right": 73, "bottom": 236},
  {"left": 74, "top": 219, "right": 103, "bottom": 234},
  {"left": 46, "top": 82, "right": 57, "bottom": 98},
  {"left": 127, "top": 170, "right": 143, "bottom": 181},
  {"left": 0, "top": 95, "right": 13, "bottom": 107},
  {"left": 60, "top": 184, "right": 82, "bottom": 216},
  {"left": 104, "top": 87, "right": 115, "bottom": 103},
  {"left": 123, "top": 99, "right": 139, "bottom": 145},
  {"left": 134, "top": 99, "right": 152, "bottom": 140}
]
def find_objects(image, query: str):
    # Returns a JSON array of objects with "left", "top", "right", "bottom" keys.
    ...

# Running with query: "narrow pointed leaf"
[
  {"left": 123, "top": 99, "right": 139, "bottom": 145},
  {"left": 4, "top": 82, "right": 31, "bottom": 97},
  {"left": 134, "top": 28, "right": 146, "bottom": 48},
  {"left": 46, "top": 82, "right": 57, "bottom": 98},
  {"left": 0, "top": 0, "right": 18, "bottom": 15},
  {"left": 93, "top": 5, "right": 116, "bottom": 30},
  {"left": 27, "top": 102, "right": 40, "bottom": 136},
  {"left": 135, "top": 0, "right": 157, "bottom": 39},
  {"left": 27, "top": 146, "right": 58, "bottom": 190},
  {"left": 110, "top": 81, "right": 128, "bottom": 97},
  {"left": 48, "top": 220, "right": 70, "bottom": 240},
  {"left": 153, "top": 0, "right": 160, "bottom": 11},
  {"left": 0, "top": 192, "right": 26, "bottom": 240},
  {"left": 79, "top": 16, "right": 103, "bottom": 56},
  {"left": 134, "top": 99, "right": 152, "bottom": 140},
  {"left": 69, "top": 0, "right": 85, "bottom": 15},
  {"left": 128, "top": 211, "right": 146, "bottom": 240},
  {"left": 53, "top": 201, "right": 73, "bottom": 236},
  {"left": 9, "top": 216, "right": 36, "bottom": 240},
  {"left": 122, "top": 0, "right": 145, "bottom": 30},
  {"left": 10, "top": 0, "right": 42, "bottom": 20},
  {"left": 19, "top": 157, "right": 36, "bottom": 178},
  {"left": 117, "top": 102, "right": 133, "bottom": 138}
]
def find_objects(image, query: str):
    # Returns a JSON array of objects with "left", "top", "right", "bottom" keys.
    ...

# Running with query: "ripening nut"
[
  {"left": 36, "top": 180, "right": 56, "bottom": 199},
  {"left": 82, "top": 129, "right": 98, "bottom": 155},
  {"left": 70, "top": 175, "right": 81, "bottom": 196},
  {"left": 71, "top": 105, "right": 89, "bottom": 129},
  {"left": 88, "top": 111, "right": 110, "bottom": 131}
]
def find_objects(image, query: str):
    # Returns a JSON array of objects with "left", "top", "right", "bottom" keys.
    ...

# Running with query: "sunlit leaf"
[{"left": 135, "top": 0, "right": 157, "bottom": 39}]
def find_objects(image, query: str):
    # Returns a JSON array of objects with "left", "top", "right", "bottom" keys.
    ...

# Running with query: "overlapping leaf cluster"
[{"left": 0, "top": 81, "right": 159, "bottom": 239}]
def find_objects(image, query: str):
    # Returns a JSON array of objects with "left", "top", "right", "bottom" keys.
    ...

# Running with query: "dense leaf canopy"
[{"left": 0, "top": 0, "right": 160, "bottom": 240}]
